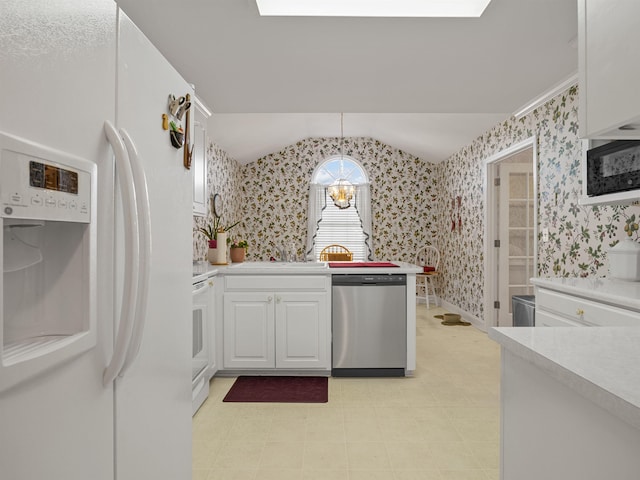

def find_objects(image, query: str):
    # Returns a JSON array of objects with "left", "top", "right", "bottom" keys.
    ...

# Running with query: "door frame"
[{"left": 483, "top": 136, "right": 538, "bottom": 329}]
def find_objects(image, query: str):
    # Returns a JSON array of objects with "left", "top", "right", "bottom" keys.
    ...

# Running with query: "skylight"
[{"left": 255, "top": 0, "right": 493, "bottom": 18}]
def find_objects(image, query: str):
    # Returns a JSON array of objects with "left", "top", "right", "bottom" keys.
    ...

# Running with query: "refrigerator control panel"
[{"left": 0, "top": 132, "right": 93, "bottom": 223}]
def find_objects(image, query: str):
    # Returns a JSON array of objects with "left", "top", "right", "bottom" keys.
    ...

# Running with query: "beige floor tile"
[
  {"left": 259, "top": 441, "right": 305, "bottom": 469},
  {"left": 206, "top": 467, "right": 257, "bottom": 480},
  {"left": 303, "top": 441, "right": 348, "bottom": 469},
  {"left": 350, "top": 469, "right": 399, "bottom": 480},
  {"left": 385, "top": 441, "right": 436, "bottom": 470},
  {"left": 429, "top": 442, "right": 482, "bottom": 470},
  {"left": 193, "top": 305, "right": 502, "bottom": 480},
  {"left": 346, "top": 442, "right": 392, "bottom": 470},
  {"left": 192, "top": 468, "right": 210, "bottom": 480},
  {"left": 393, "top": 470, "right": 443, "bottom": 480},
  {"left": 306, "top": 421, "right": 347, "bottom": 442},
  {"left": 439, "top": 469, "right": 490, "bottom": 480},
  {"left": 301, "top": 469, "right": 349, "bottom": 480},
  {"left": 213, "top": 441, "right": 265, "bottom": 469},
  {"left": 253, "top": 468, "right": 302, "bottom": 480},
  {"left": 344, "top": 419, "right": 385, "bottom": 442},
  {"left": 267, "top": 418, "right": 307, "bottom": 442}
]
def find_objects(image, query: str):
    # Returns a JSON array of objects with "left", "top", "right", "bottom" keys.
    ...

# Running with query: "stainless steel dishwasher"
[{"left": 332, "top": 274, "right": 407, "bottom": 377}]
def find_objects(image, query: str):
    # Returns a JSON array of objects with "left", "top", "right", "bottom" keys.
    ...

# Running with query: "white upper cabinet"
[
  {"left": 192, "top": 95, "right": 211, "bottom": 216},
  {"left": 578, "top": 0, "right": 640, "bottom": 138}
]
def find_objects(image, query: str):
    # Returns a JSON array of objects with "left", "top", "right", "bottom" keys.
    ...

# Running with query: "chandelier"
[{"left": 328, "top": 113, "right": 355, "bottom": 209}]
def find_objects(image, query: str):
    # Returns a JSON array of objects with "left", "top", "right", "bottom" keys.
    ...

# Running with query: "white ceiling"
[{"left": 117, "top": 0, "right": 578, "bottom": 164}]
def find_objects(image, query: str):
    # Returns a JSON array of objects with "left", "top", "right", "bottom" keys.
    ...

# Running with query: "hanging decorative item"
[
  {"left": 328, "top": 113, "right": 355, "bottom": 209},
  {"left": 182, "top": 93, "right": 193, "bottom": 169},
  {"left": 451, "top": 195, "right": 462, "bottom": 232},
  {"left": 165, "top": 93, "right": 192, "bottom": 167}
]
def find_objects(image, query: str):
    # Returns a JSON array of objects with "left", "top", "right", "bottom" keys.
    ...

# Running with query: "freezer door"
[{"left": 0, "top": 1, "right": 117, "bottom": 479}]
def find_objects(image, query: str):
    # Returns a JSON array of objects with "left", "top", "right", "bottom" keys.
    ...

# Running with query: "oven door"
[{"left": 192, "top": 281, "right": 209, "bottom": 385}]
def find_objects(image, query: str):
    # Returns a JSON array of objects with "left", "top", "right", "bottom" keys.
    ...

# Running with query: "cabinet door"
[
  {"left": 192, "top": 117, "right": 207, "bottom": 216},
  {"left": 275, "top": 292, "right": 329, "bottom": 369},
  {"left": 579, "top": 0, "right": 640, "bottom": 137},
  {"left": 223, "top": 292, "right": 275, "bottom": 368}
]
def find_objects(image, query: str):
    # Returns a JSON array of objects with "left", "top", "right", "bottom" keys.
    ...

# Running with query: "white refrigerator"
[{"left": 0, "top": 2, "right": 193, "bottom": 479}]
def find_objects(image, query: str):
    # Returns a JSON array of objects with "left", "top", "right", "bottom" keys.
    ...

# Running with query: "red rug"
[{"left": 223, "top": 376, "right": 328, "bottom": 403}]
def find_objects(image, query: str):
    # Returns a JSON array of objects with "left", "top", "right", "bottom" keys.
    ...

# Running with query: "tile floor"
[{"left": 192, "top": 305, "right": 501, "bottom": 479}]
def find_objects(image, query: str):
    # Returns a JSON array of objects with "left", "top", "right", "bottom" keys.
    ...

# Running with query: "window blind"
[{"left": 314, "top": 190, "right": 366, "bottom": 261}]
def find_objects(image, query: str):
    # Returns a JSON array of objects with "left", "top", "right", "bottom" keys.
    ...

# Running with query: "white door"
[
  {"left": 224, "top": 292, "right": 276, "bottom": 368},
  {"left": 0, "top": 1, "right": 116, "bottom": 478},
  {"left": 497, "top": 162, "right": 535, "bottom": 327},
  {"left": 276, "top": 292, "right": 329, "bottom": 369},
  {"left": 114, "top": 11, "right": 192, "bottom": 480}
]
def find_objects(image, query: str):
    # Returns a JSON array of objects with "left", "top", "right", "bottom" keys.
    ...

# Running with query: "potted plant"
[
  {"left": 199, "top": 217, "right": 241, "bottom": 264},
  {"left": 229, "top": 239, "right": 248, "bottom": 263}
]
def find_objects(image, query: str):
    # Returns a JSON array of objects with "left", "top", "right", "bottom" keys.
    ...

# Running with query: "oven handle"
[
  {"left": 193, "top": 281, "right": 209, "bottom": 296},
  {"left": 119, "top": 128, "right": 152, "bottom": 377},
  {"left": 102, "top": 121, "right": 140, "bottom": 386}
]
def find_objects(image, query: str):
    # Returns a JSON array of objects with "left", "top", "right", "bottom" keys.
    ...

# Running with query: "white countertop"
[
  {"left": 327, "top": 261, "right": 421, "bottom": 275},
  {"left": 192, "top": 261, "right": 219, "bottom": 283},
  {"left": 532, "top": 277, "right": 640, "bottom": 312},
  {"left": 489, "top": 326, "right": 640, "bottom": 431},
  {"left": 202, "top": 260, "right": 421, "bottom": 276}
]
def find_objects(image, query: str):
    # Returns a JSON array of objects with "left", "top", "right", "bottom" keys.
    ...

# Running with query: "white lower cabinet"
[
  {"left": 223, "top": 280, "right": 330, "bottom": 370},
  {"left": 535, "top": 285, "right": 640, "bottom": 327}
]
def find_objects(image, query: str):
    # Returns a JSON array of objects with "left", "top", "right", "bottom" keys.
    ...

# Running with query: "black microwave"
[{"left": 586, "top": 140, "right": 640, "bottom": 197}]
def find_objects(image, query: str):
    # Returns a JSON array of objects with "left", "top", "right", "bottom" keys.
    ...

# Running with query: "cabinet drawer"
[
  {"left": 536, "top": 288, "right": 640, "bottom": 326},
  {"left": 225, "top": 275, "right": 328, "bottom": 291},
  {"left": 536, "top": 310, "right": 581, "bottom": 327}
]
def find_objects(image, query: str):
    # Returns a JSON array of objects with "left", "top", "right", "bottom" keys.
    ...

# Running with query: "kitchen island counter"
[{"left": 490, "top": 326, "right": 640, "bottom": 479}]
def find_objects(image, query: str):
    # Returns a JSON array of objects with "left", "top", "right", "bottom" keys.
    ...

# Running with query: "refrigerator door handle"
[
  {"left": 119, "top": 128, "right": 151, "bottom": 375},
  {"left": 102, "top": 121, "right": 140, "bottom": 386}
]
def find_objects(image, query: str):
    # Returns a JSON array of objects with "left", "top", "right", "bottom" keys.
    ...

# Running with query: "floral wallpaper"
[
  {"left": 434, "top": 85, "right": 640, "bottom": 322},
  {"left": 236, "top": 138, "right": 437, "bottom": 262},
  {"left": 192, "top": 142, "right": 243, "bottom": 261},
  {"left": 194, "top": 85, "right": 640, "bottom": 325}
]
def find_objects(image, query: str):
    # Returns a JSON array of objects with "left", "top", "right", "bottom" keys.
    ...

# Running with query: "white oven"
[{"left": 191, "top": 276, "right": 212, "bottom": 415}]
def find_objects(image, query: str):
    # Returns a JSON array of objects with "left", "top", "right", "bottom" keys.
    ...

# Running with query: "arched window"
[{"left": 306, "top": 156, "right": 373, "bottom": 261}]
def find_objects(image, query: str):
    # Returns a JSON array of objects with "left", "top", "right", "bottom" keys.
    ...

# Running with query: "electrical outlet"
[{"left": 542, "top": 228, "right": 549, "bottom": 242}]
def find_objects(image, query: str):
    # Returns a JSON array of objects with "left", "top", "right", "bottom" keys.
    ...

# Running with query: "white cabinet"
[
  {"left": 222, "top": 275, "right": 331, "bottom": 371},
  {"left": 578, "top": 0, "right": 640, "bottom": 138},
  {"left": 535, "top": 285, "right": 640, "bottom": 327},
  {"left": 275, "top": 292, "right": 328, "bottom": 368},
  {"left": 192, "top": 96, "right": 210, "bottom": 217},
  {"left": 224, "top": 292, "right": 275, "bottom": 369}
]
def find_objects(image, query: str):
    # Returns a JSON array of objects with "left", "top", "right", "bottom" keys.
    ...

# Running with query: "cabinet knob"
[
  {"left": 208, "top": 280, "right": 214, "bottom": 287},
  {"left": 268, "top": 296, "right": 273, "bottom": 303},
  {"left": 576, "top": 308, "right": 585, "bottom": 316},
  {"left": 276, "top": 296, "right": 281, "bottom": 304}
]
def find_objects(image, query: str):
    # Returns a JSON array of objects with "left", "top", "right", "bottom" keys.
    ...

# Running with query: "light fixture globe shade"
[{"left": 328, "top": 179, "right": 355, "bottom": 209}]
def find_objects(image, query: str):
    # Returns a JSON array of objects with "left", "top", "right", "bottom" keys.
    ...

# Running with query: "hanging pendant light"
[{"left": 328, "top": 113, "right": 355, "bottom": 209}]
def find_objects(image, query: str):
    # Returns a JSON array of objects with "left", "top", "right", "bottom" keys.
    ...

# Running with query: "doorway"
[{"left": 483, "top": 137, "right": 537, "bottom": 328}]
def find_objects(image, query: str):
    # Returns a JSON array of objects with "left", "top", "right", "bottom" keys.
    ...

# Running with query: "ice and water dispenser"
[{"left": 0, "top": 132, "right": 96, "bottom": 391}]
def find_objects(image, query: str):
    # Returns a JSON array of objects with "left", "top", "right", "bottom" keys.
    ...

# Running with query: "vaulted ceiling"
[{"left": 118, "top": 0, "right": 578, "bottom": 164}]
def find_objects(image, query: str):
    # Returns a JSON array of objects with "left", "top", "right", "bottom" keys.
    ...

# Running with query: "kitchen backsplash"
[{"left": 193, "top": 85, "right": 639, "bottom": 324}]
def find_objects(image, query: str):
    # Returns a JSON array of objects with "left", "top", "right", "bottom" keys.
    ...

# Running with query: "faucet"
[{"left": 276, "top": 244, "right": 288, "bottom": 262}]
